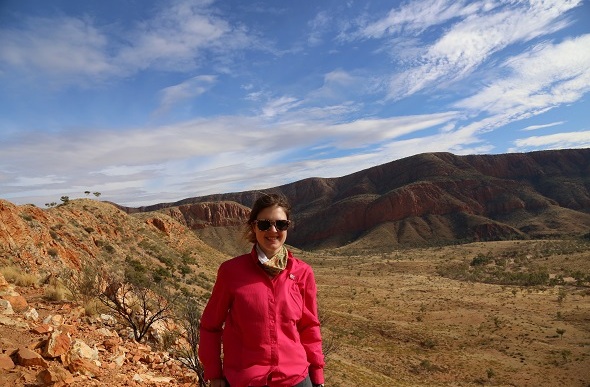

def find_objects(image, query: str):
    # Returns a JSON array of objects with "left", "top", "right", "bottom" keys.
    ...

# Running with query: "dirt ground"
[
  {"left": 302, "top": 240, "right": 590, "bottom": 387},
  {"left": 2, "top": 239, "right": 588, "bottom": 386}
]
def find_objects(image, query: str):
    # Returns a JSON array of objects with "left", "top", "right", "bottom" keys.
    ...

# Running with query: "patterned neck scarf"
[{"left": 256, "top": 244, "right": 288, "bottom": 277}]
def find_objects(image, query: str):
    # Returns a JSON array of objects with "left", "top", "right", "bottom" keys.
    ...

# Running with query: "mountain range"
[{"left": 122, "top": 148, "right": 590, "bottom": 254}]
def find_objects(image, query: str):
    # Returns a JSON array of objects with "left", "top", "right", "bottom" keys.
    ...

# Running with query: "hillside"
[
  {"left": 0, "top": 198, "right": 225, "bottom": 295},
  {"left": 123, "top": 149, "right": 590, "bottom": 253}
]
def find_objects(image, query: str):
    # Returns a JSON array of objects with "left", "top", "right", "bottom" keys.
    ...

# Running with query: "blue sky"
[{"left": 1, "top": 0, "right": 589, "bottom": 207}]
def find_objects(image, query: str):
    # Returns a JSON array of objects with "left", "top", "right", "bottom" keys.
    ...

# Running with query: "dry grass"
[
  {"left": 299, "top": 239, "right": 590, "bottom": 386},
  {"left": 0, "top": 265, "right": 39, "bottom": 287},
  {"left": 43, "top": 277, "right": 72, "bottom": 302}
]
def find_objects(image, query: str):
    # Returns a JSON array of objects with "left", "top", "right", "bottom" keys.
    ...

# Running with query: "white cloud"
[
  {"left": 307, "top": 69, "right": 363, "bottom": 101},
  {"left": 0, "top": 16, "right": 116, "bottom": 82},
  {"left": 0, "top": 111, "right": 459, "bottom": 206},
  {"left": 308, "top": 11, "right": 331, "bottom": 46},
  {"left": 358, "top": 0, "right": 483, "bottom": 38},
  {"left": 510, "top": 131, "right": 590, "bottom": 152},
  {"left": 455, "top": 35, "right": 590, "bottom": 119},
  {"left": 0, "top": 0, "right": 258, "bottom": 86},
  {"left": 261, "top": 96, "right": 303, "bottom": 118},
  {"left": 155, "top": 75, "right": 217, "bottom": 115},
  {"left": 116, "top": 1, "right": 231, "bottom": 71},
  {"left": 522, "top": 121, "right": 565, "bottom": 131},
  {"left": 7, "top": 175, "right": 66, "bottom": 187},
  {"left": 352, "top": 0, "right": 583, "bottom": 99}
]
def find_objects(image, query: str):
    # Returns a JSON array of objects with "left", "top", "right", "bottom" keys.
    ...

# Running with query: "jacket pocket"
[{"left": 284, "top": 281, "right": 304, "bottom": 321}]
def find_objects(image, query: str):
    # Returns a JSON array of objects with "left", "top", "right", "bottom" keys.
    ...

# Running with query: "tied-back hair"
[{"left": 245, "top": 193, "right": 291, "bottom": 244}]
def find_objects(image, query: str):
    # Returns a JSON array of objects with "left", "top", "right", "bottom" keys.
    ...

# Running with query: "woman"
[{"left": 199, "top": 194, "right": 325, "bottom": 387}]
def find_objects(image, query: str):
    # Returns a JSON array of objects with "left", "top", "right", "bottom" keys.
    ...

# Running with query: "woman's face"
[{"left": 252, "top": 205, "right": 288, "bottom": 257}]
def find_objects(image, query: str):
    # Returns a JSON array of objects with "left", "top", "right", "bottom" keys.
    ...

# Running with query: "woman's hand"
[{"left": 210, "top": 379, "right": 227, "bottom": 387}]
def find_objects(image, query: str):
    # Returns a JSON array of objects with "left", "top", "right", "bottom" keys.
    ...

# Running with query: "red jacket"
[{"left": 199, "top": 247, "right": 325, "bottom": 387}]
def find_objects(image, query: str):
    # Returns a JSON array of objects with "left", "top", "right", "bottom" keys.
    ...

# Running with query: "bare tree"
[
  {"left": 174, "top": 297, "right": 207, "bottom": 387},
  {"left": 98, "top": 277, "right": 177, "bottom": 342}
]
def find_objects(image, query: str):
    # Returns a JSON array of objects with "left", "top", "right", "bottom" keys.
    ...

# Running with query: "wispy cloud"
[
  {"left": 350, "top": 0, "right": 583, "bottom": 100},
  {"left": 510, "top": 131, "right": 590, "bottom": 152},
  {"left": 154, "top": 75, "right": 217, "bottom": 116},
  {"left": 522, "top": 121, "right": 565, "bottom": 131},
  {"left": 261, "top": 96, "right": 303, "bottom": 118},
  {"left": 0, "top": 16, "right": 115, "bottom": 84},
  {"left": 455, "top": 35, "right": 590, "bottom": 119},
  {"left": 0, "top": 111, "right": 459, "bottom": 205},
  {"left": 308, "top": 11, "right": 331, "bottom": 46},
  {"left": 0, "top": 0, "right": 257, "bottom": 86}
]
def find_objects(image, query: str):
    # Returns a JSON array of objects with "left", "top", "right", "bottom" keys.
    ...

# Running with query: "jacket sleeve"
[
  {"left": 297, "top": 267, "right": 325, "bottom": 384},
  {"left": 199, "top": 263, "right": 232, "bottom": 381}
]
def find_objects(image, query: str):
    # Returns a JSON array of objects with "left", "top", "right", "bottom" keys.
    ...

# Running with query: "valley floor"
[{"left": 301, "top": 240, "right": 590, "bottom": 387}]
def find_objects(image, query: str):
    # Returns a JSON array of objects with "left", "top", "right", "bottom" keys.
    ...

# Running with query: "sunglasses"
[{"left": 254, "top": 219, "right": 291, "bottom": 231}]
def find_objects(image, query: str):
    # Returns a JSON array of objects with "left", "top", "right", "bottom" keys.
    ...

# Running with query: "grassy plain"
[{"left": 299, "top": 240, "right": 590, "bottom": 386}]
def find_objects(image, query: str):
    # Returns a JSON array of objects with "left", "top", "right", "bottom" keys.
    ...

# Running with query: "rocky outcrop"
[
  {"left": 0, "top": 198, "right": 223, "bottom": 277},
  {"left": 163, "top": 201, "right": 250, "bottom": 229},
  {"left": 0, "top": 272, "right": 198, "bottom": 386}
]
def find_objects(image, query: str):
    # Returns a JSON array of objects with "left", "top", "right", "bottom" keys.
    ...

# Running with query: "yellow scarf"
[{"left": 257, "top": 245, "right": 288, "bottom": 276}]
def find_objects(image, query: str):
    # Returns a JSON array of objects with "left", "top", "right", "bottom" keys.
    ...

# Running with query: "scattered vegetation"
[
  {"left": 174, "top": 297, "right": 207, "bottom": 387},
  {"left": 43, "top": 276, "right": 71, "bottom": 302},
  {"left": 437, "top": 239, "right": 590, "bottom": 287},
  {"left": 0, "top": 266, "right": 38, "bottom": 287}
]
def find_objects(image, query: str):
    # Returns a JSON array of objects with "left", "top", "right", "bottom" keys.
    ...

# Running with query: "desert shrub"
[
  {"left": 160, "top": 329, "right": 180, "bottom": 352},
  {"left": 98, "top": 274, "right": 178, "bottom": 343},
  {"left": 61, "top": 262, "right": 102, "bottom": 303},
  {"left": 152, "top": 266, "right": 171, "bottom": 283},
  {"left": 173, "top": 297, "right": 207, "bottom": 387},
  {"left": 470, "top": 253, "right": 492, "bottom": 266},
  {"left": 0, "top": 266, "right": 38, "bottom": 287},
  {"left": 124, "top": 257, "right": 149, "bottom": 287},
  {"left": 438, "top": 255, "right": 551, "bottom": 286},
  {"left": 179, "top": 264, "right": 192, "bottom": 276},
  {"left": 156, "top": 255, "right": 173, "bottom": 267},
  {"left": 44, "top": 277, "right": 71, "bottom": 301},
  {"left": 420, "top": 337, "right": 437, "bottom": 349},
  {"left": 82, "top": 298, "right": 106, "bottom": 317},
  {"left": 180, "top": 253, "right": 197, "bottom": 265},
  {"left": 20, "top": 214, "right": 33, "bottom": 222}
]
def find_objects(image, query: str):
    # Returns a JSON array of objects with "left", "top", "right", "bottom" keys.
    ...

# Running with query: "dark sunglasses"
[{"left": 254, "top": 219, "right": 291, "bottom": 231}]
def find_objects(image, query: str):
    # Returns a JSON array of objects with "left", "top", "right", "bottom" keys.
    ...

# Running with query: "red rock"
[
  {"left": 15, "top": 347, "right": 49, "bottom": 368},
  {"left": 2, "top": 295, "right": 28, "bottom": 312},
  {"left": 0, "top": 353, "right": 15, "bottom": 370},
  {"left": 60, "top": 324, "right": 77, "bottom": 335},
  {"left": 43, "top": 330, "right": 72, "bottom": 358},
  {"left": 0, "top": 273, "right": 8, "bottom": 288},
  {"left": 103, "top": 337, "right": 120, "bottom": 351},
  {"left": 37, "top": 366, "right": 74, "bottom": 385},
  {"left": 31, "top": 323, "right": 54, "bottom": 334},
  {"left": 67, "top": 358, "right": 100, "bottom": 377}
]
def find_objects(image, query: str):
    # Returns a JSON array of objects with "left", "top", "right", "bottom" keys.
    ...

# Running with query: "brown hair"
[{"left": 245, "top": 193, "right": 291, "bottom": 243}]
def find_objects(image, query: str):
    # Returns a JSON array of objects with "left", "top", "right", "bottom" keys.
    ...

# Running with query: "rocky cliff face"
[
  {"left": 124, "top": 149, "right": 590, "bottom": 251},
  {"left": 162, "top": 202, "right": 250, "bottom": 229}
]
